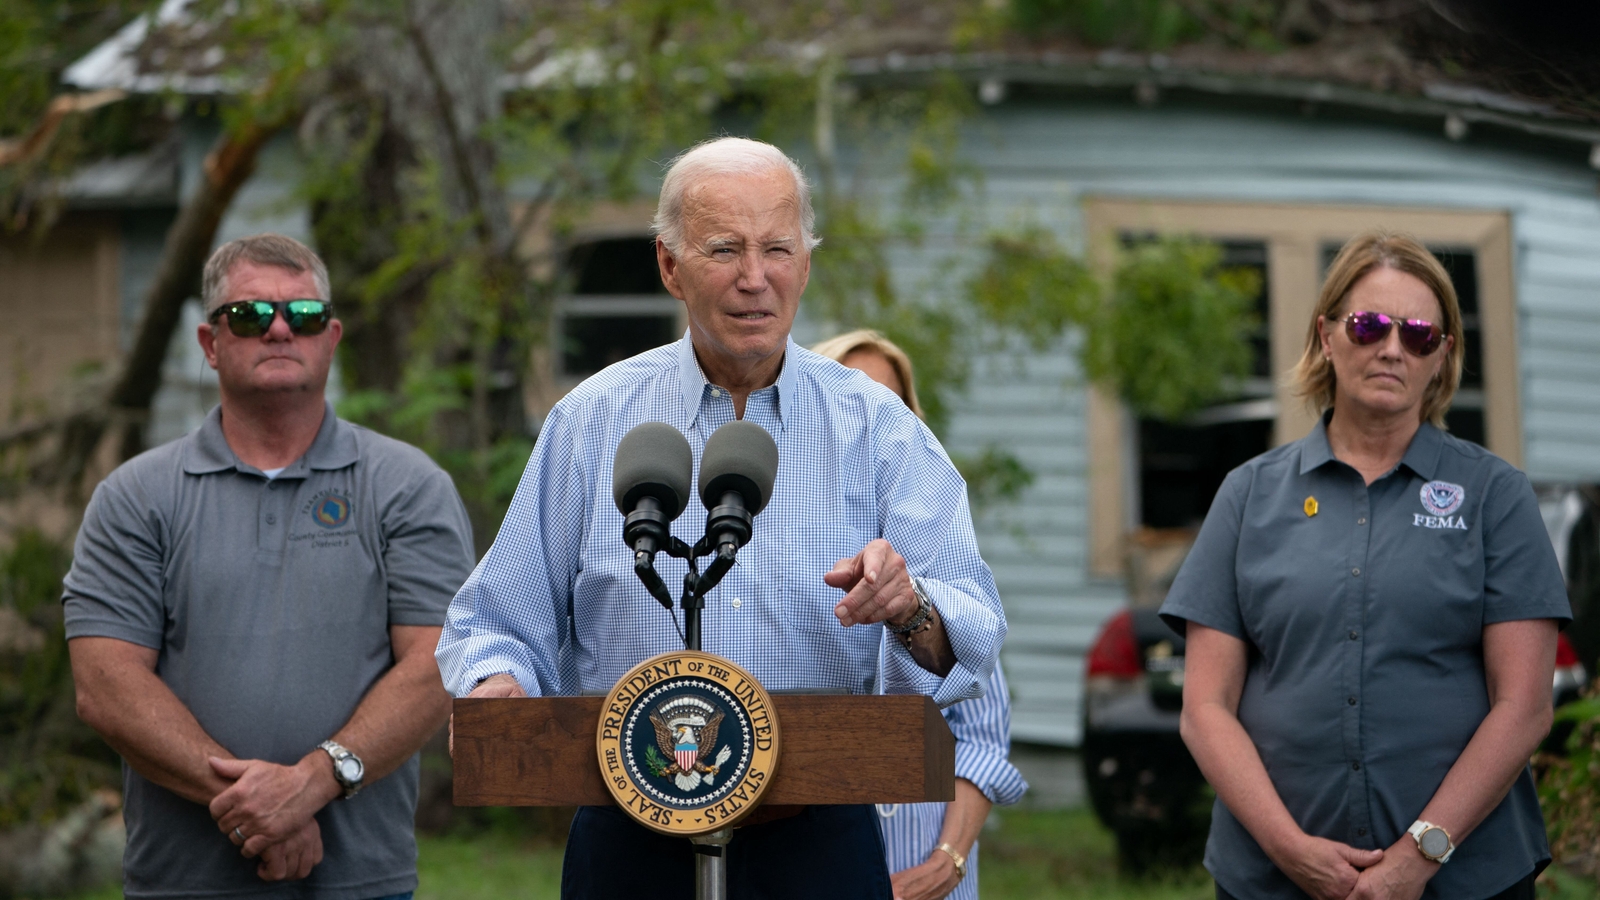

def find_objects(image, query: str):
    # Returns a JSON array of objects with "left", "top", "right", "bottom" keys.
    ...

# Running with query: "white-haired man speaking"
[{"left": 435, "top": 137, "right": 1006, "bottom": 898}]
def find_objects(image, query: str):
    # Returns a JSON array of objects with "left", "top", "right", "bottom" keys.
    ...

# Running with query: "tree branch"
[
  {"left": 0, "top": 90, "right": 126, "bottom": 169},
  {"left": 107, "top": 117, "right": 287, "bottom": 416}
]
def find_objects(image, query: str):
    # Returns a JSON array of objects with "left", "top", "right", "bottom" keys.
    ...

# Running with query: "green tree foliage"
[
  {"left": 1009, "top": 0, "right": 1286, "bottom": 52},
  {"left": 966, "top": 225, "right": 1099, "bottom": 352},
  {"left": 1084, "top": 236, "right": 1260, "bottom": 421},
  {"left": 1012, "top": 0, "right": 1202, "bottom": 49},
  {"left": 0, "top": 0, "right": 170, "bottom": 232},
  {"left": 0, "top": 530, "right": 118, "bottom": 830},
  {"left": 1538, "top": 688, "right": 1600, "bottom": 877}
]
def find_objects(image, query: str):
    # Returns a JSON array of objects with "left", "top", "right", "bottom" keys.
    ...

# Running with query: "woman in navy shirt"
[{"left": 1162, "top": 232, "right": 1569, "bottom": 900}]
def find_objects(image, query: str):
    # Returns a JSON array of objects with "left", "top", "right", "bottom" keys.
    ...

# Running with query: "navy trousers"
[{"left": 560, "top": 804, "right": 894, "bottom": 899}]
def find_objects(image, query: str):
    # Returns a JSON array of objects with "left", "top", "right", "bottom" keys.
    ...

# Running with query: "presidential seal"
[{"left": 596, "top": 650, "right": 780, "bottom": 836}]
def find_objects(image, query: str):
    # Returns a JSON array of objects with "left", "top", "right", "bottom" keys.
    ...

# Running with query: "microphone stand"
[{"left": 633, "top": 531, "right": 744, "bottom": 900}]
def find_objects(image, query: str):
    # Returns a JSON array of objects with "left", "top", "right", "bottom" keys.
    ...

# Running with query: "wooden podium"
[{"left": 452, "top": 693, "right": 956, "bottom": 808}]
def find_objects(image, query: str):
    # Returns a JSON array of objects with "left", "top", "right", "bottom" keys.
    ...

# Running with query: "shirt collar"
[
  {"left": 181, "top": 402, "right": 358, "bottom": 477},
  {"left": 1298, "top": 408, "right": 1443, "bottom": 480},
  {"left": 676, "top": 331, "right": 797, "bottom": 432},
  {"left": 1398, "top": 420, "right": 1442, "bottom": 481},
  {"left": 1298, "top": 412, "right": 1336, "bottom": 475}
]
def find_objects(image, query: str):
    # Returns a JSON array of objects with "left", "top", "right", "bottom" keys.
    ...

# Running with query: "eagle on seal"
[{"left": 650, "top": 708, "right": 724, "bottom": 776}]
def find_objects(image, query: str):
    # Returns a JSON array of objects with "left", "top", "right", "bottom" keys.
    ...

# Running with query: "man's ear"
[
  {"left": 656, "top": 238, "right": 683, "bottom": 300},
  {"left": 197, "top": 321, "right": 220, "bottom": 370}
]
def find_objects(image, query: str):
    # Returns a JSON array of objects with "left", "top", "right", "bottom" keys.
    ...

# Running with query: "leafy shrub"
[
  {"left": 1538, "top": 684, "right": 1600, "bottom": 878},
  {"left": 1084, "top": 237, "right": 1260, "bottom": 421},
  {"left": 0, "top": 528, "right": 119, "bottom": 831}
]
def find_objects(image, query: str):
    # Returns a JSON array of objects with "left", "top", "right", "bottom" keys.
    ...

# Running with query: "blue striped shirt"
[
  {"left": 436, "top": 334, "right": 1005, "bottom": 707},
  {"left": 876, "top": 661, "right": 1028, "bottom": 899}
]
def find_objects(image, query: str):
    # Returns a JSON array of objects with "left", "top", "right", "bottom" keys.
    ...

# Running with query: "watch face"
[
  {"left": 1420, "top": 828, "right": 1449, "bottom": 858},
  {"left": 337, "top": 758, "right": 363, "bottom": 783}
]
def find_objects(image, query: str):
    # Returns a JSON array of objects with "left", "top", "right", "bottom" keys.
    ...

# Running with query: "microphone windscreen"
[
  {"left": 613, "top": 422, "right": 693, "bottom": 519},
  {"left": 699, "top": 420, "right": 779, "bottom": 515}
]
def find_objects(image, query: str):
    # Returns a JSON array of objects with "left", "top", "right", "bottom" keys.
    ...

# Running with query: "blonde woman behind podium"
[{"left": 813, "top": 330, "right": 1028, "bottom": 900}]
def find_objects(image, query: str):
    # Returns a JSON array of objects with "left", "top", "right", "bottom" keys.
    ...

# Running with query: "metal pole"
[
  {"left": 681, "top": 571, "right": 702, "bottom": 651},
  {"left": 684, "top": 603, "right": 701, "bottom": 651},
  {"left": 692, "top": 828, "right": 732, "bottom": 900}
]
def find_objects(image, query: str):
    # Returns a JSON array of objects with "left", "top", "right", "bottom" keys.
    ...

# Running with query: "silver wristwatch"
[
  {"left": 1407, "top": 820, "right": 1454, "bottom": 863},
  {"left": 887, "top": 578, "right": 934, "bottom": 635},
  {"left": 319, "top": 740, "right": 365, "bottom": 799}
]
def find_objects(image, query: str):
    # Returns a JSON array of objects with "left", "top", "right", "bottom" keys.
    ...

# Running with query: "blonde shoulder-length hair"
[
  {"left": 1290, "top": 231, "right": 1465, "bottom": 428},
  {"left": 810, "top": 329, "right": 925, "bottom": 420}
]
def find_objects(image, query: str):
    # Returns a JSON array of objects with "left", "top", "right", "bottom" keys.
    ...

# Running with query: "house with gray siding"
[{"left": 17, "top": 20, "right": 1600, "bottom": 748}]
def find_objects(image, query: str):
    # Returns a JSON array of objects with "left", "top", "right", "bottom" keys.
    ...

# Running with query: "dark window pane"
[
  {"left": 1431, "top": 247, "right": 1482, "bottom": 391},
  {"left": 1443, "top": 407, "right": 1485, "bottom": 446},
  {"left": 568, "top": 238, "right": 667, "bottom": 295},
  {"left": 562, "top": 315, "right": 677, "bottom": 376},
  {"left": 1140, "top": 418, "right": 1274, "bottom": 528}
]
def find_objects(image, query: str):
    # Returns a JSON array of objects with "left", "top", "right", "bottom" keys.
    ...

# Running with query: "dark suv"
[{"left": 1082, "top": 485, "right": 1598, "bottom": 869}]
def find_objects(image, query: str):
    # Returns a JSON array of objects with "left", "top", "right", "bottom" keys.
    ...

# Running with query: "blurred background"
[{"left": 2, "top": 0, "right": 1599, "bottom": 896}]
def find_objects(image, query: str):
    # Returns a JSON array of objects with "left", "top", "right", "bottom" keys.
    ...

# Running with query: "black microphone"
[
  {"left": 612, "top": 422, "right": 693, "bottom": 608},
  {"left": 694, "top": 421, "right": 778, "bottom": 592}
]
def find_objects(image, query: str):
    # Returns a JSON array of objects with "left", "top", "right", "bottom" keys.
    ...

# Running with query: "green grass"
[
  {"left": 52, "top": 806, "right": 1600, "bottom": 899},
  {"left": 979, "top": 807, "right": 1212, "bottom": 899},
  {"left": 415, "top": 830, "right": 564, "bottom": 900}
]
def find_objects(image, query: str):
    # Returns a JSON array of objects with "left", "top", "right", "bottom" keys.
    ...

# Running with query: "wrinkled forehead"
[
  {"left": 1337, "top": 263, "right": 1444, "bottom": 320},
  {"left": 212, "top": 260, "right": 323, "bottom": 312},
  {"left": 680, "top": 170, "right": 803, "bottom": 235}
]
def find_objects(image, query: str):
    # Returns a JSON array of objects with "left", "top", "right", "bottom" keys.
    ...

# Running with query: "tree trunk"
[
  {"left": 310, "top": 0, "right": 525, "bottom": 449},
  {"left": 20, "top": 119, "right": 282, "bottom": 499}
]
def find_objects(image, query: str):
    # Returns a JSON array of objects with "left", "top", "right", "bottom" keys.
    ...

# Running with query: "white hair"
[{"left": 651, "top": 137, "right": 820, "bottom": 257}]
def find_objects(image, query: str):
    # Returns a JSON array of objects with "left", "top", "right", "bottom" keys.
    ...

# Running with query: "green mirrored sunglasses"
[{"left": 208, "top": 299, "right": 334, "bottom": 337}]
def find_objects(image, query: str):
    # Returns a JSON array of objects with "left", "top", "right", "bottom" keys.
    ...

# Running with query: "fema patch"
[
  {"left": 597, "top": 650, "right": 779, "bottom": 836},
  {"left": 309, "top": 492, "right": 352, "bottom": 529},
  {"left": 1419, "top": 481, "right": 1466, "bottom": 517}
]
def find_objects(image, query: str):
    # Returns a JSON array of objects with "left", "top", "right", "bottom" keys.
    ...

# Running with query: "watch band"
[
  {"left": 318, "top": 740, "right": 365, "bottom": 799},
  {"left": 1407, "top": 819, "right": 1455, "bottom": 863},
  {"left": 887, "top": 578, "right": 933, "bottom": 635},
  {"left": 934, "top": 842, "right": 967, "bottom": 879}
]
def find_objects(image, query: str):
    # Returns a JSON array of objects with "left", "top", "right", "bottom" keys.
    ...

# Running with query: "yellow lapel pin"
[{"left": 1304, "top": 496, "right": 1318, "bottom": 517}]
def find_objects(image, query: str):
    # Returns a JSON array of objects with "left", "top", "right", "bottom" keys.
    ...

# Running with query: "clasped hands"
[
  {"left": 206, "top": 753, "right": 342, "bottom": 882},
  {"left": 1275, "top": 831, "right": 1438, "bottom": 900}
]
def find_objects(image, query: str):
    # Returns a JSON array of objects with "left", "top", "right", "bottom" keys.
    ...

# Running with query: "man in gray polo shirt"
[{"left": 63, "top": 233, "right": 474, "bottom": 899}]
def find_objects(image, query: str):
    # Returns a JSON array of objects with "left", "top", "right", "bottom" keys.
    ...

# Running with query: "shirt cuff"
[
  {"left": 955, "top": 742, "right": 1029, "bottom": 806},
  {"left": 436, "top": 635, "right": 545, "bottom": 698},
  {"left": 877, "top": 580, "right": 1002, "bottom": 706}
]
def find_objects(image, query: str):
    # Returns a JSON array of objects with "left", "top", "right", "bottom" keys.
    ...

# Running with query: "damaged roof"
[{"left": 61, "top": 0, "right": 1600, "bottom": 150}]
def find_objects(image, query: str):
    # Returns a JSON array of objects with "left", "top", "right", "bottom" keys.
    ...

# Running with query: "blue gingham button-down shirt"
[{"left": 437, "top": 334, "right": 1006, "bottom": 706}]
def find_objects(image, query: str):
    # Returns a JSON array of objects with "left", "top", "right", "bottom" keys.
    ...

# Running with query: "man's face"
[
  {"left": 197, "top": 260, "right": 341, "bottom": 399},
  {"left": 656, "top": 168, "right": 810, "bottom": 380}
]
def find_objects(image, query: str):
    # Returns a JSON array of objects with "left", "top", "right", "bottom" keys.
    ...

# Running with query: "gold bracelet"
[{"left": 934, "top": 842, "right": 967, "bottom": 880}]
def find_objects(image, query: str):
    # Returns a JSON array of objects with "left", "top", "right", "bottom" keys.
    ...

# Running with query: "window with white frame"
[{"left": 557, "top": 237, "right": 680, "bottom": 380}]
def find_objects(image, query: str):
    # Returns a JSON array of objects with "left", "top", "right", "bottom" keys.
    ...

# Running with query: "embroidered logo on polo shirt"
[
  {"left": 308, "top": 492, "right": 352, "bottom": 529},
  {"left": 1420, "top": 481, "right": 1465, "bottom": 516},
  {"left": 1415, "top": 481, "right": 1467, "bottom": 530}
]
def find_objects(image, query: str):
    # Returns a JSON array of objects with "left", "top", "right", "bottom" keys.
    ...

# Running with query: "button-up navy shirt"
[{"left": 1161, "top": 415, "right": 1570, "bottom": 899}]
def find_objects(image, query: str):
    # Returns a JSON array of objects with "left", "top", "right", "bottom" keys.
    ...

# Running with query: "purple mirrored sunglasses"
[{"left": 1339, "top": 310, "right": 1444, "bottom": 357}]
